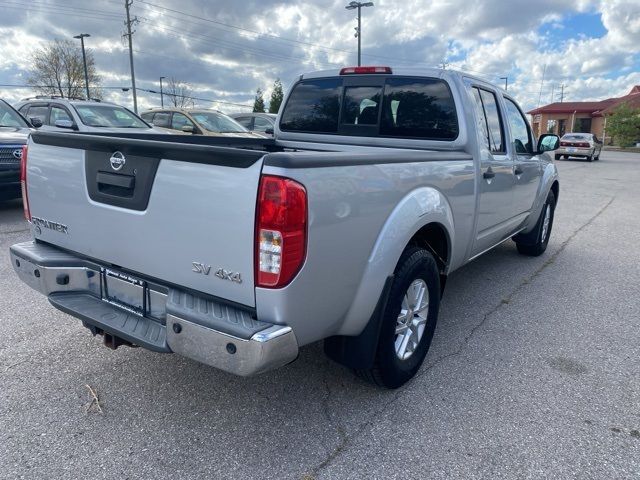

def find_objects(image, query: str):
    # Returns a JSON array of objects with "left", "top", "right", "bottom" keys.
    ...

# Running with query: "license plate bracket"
[{"left": 101, "top": 268, "right": 147, "bottom": 317}]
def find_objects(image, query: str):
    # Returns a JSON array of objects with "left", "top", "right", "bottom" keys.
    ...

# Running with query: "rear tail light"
[
  {"left": 578, "top": 142, "right": 590, "bottom": 148},
  {"left": 340, "top": 66, "right": 392, "bottom": 75},
  {"left": 256, "top": 175, "right": 307, "bottom": 288},
  {"left": 20, "top": 145, "right": 30, "bottom": 221},
  {"left": 560, "top": 142, "right": 568, "bottom": 147}
]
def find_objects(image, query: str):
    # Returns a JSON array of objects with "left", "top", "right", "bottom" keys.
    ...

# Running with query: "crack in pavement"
[{"left": 307, "top": 195, "right": 616, "bottom": 479}]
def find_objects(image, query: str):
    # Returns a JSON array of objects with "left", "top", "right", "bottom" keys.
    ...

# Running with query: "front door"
[
  {"left": 468, "top": 85, "right": 516, "bottom": 256},
  {"left": 503, "top": 97, "right": 542, "bottom": 220}
]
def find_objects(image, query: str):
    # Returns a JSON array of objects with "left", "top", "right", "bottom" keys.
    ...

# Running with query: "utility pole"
[
  {"left": 559, "top": 83, "right": 565, "bottom": 103},
  {"left": 159, "top": 76, "right": 165, "bottom": 108},
  {"left": 440, "top": 60, "right": 449, "bottom": 70},
  {"left": 124, "top": 0, "right": 139, "bottom": 113},
  {"left": 550, "top": 84, "right": 555, "bottom": 104},
  {"left": 537, "top": 64, "right": 547, "bottom": 108},
  {"left": 345, "top": 1, "right": 374, "bottom": 66},
  {"left": 500, "top": 76, "right": 508, "bottom": 91},
  {"left": 73, "top": 34, "right": 91, "bottom": 100}
]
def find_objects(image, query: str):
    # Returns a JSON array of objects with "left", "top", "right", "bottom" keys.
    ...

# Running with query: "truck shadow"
[{"left": 61, "top": 238, "right": 543, "bottom": 477}]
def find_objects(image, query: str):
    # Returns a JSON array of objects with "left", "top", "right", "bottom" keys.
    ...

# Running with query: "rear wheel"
[
  {"left": 356, "top": 247, "right": 440, "bottom": 389},
  {"left": 587, "top": 154, "right": 594, "bottom": 162},
  {"left": 514, "top": 190, "right": 556, "bottom": 257},
  {"left": 554, "top": 154, "right": 561, "bottom": 160}
]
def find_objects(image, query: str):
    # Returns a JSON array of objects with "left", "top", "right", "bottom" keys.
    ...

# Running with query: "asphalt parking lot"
[{"left": 1, "top": 150, "right": 639, "bottom": 479}]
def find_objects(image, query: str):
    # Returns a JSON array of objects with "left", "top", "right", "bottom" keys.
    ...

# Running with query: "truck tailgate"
[{"left": 26, "top": 133, "right": 266, "bottom": 307}]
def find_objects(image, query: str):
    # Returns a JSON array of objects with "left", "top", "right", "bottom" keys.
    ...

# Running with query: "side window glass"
[
  {"left": 471, "top": 87, "right": 490, "bottom": 150},
  {"left": 341, "top": 86, "right": 381, "bottom": 125},
  {"left": 50, "top": 106, "right": 72, "bottom": 124},
  {"left": 235, "top": 117, "right": 253, "bottom": 129},
  {"left": 27, "top": 106, "right": 49, "bottom": 125},
  {"left": 152, "top": 112, "right": 171, "bottom": 128},
  {"left": 504, "top": 98, "right": 533, "bottom": 154},
  {"left": 253, "top": 116, "right": 273, "bottom": 132},
  {"left": 140, "top": 112, "right": 154, "bottom": 122},
  {"left": 479, "top": 89, "right": 504, "bottom": 153},
  {"left": 171, "top": 112, "right": 194, "bottom": 130}
]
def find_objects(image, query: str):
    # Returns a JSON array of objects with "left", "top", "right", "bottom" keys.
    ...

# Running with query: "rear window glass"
[
  {"left": 280, "top": 76, "right": 458, "bottom": 140},
  {"left": 563, "top": 134, "right": 590, "bottom": 140},
  {"left": 342, "top": 86, "right": 381, "bottom": 125},
  {"left": 380, "top": 78, "right": 458, "bottom": 139},
  {"left": 280, "top": 78, "right": 341, "bottom": 133}
]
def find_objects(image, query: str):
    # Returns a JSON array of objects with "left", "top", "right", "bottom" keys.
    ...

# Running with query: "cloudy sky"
[{"left": 0, "top": 0, "right": 638, "bottom": 114}]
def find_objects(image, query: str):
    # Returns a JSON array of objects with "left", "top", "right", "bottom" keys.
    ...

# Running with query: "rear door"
[
  {"left": 468, "top": 85, "right": 516, "bottom": 256},
  {"left": 26, "top": 134, "right": 265, "bottom": 307},
  {"left": 503, "top": 97, "right": 541, "bottom": 219}
]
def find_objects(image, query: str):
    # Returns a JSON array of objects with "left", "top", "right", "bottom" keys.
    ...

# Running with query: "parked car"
[
  {"left": 141, "top": 108, "right": 264, "bottom": 138},
  {"left": 229, "top": 112, "right": 276, "bottom": 136},
  {"left": 14, "top": 97, "right": 164, "bottom": 134},
  {"left": 0, "top": 99, "right": 38, "bottom": 201},
  {"left": 11, "top": 66, "right": 560, "bottom": 389},
  {"left": 555, "top": 133, "right": 602, "bottom": 161}
]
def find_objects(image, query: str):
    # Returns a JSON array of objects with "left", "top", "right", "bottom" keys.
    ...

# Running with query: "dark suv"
[{"left": 0, "top": 99, "right": 34, "bottom": 201}]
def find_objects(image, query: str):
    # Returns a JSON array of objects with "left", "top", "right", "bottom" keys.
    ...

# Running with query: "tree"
[
  {"left": 165, "top": 77, "right": 194, "bottom": 108},
  {"left": 253, "top": 88, "right": 266, "bottom": 113},
  {"left": 268, "top": 79, "right": 284, "bottom": 114},
  {"left": 27, "top": 39, "right": 102, "bottom": 99},
  {"left": 607, "top": 103, "right": 640, "bottom": 147}
]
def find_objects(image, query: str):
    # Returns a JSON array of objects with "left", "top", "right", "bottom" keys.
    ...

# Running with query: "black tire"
[
  {"left": 587, "top": 155, "right": 594, "bottom": 162},
  {"left": 514, "top": 190, "right": 556, "bottom": 256},
  {"left": 356, "top": 247, "right": 440, "bottom": 389},
  {"left": 554, "top": 154, "right": 561, "bottom": 160}
]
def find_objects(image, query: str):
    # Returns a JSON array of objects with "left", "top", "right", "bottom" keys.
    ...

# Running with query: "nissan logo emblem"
[
  {"left": 12, "top": 149, "right": 22, "bottom": 160},
  {"left": 109, "top": 151, "right": 126, "bottom": 171}
]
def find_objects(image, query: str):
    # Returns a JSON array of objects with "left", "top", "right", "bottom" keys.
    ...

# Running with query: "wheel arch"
[{"left": 343, "top": 186, "right": 454, "bottom": 332}]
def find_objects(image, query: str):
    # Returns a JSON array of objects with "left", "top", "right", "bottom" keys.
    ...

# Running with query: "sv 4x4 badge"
[{"left": 192, "top": 262, "right": 242, "bottom": 284}]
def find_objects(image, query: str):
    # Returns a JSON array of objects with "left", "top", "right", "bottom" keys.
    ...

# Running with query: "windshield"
[
  {"left": 190, "top": 111, "right": 248, "bottom": 133},
  {"left": 0, "top": 101, "right": 29, "bottom": 128},
  {"left": 74, "top": 105, "right": 149, "bottom": 128}
]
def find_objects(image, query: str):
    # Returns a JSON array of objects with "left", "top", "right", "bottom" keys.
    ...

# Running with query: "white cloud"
[{"left": 0, "top": 0, "right": 637, "bottom": 114}]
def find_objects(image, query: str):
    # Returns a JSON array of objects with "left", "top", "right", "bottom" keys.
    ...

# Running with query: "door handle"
[
  {"left": 483, "top": 168, "right": 495, "bottom": 179},
  {"left": 514, "top": 165, "right": 524, "bottom": 175}
]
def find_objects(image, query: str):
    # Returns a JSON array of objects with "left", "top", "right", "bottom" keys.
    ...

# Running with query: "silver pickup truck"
[{"left": 10, "top": 67, "right": 560, "bottom": 388}]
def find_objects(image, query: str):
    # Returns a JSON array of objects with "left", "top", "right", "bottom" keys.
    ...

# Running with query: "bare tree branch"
[
  {"left": 27, "top": 39, "right": 102, "bottom": 99},
  {"left": 165, "top": 77, "right": 195, "bottom": 108}
]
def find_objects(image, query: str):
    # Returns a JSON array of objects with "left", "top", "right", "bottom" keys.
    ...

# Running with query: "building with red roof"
[{"left": 528, "top": 85, "right": 640, "bottom": 143}]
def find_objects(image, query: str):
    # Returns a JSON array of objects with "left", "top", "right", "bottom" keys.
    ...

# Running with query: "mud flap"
[{"left": 323, "top": 275, "right": 394, "bottom": 370}]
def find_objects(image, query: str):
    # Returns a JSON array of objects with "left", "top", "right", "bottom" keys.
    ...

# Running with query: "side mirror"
[
  {"left": 55, "top": 119, "right": 78, "bottom": 130},
  {"left": 181, "top": 125, "right": 196, "bottom": 133},
  {"left": 29, "top": 117, "right": 43, "bottom": 128},
  {"left": 537, "top": 134, "right": 559, "bottom": 153},
  {"left": 264, "top": 127, "right": 274, "bottom": 135}
]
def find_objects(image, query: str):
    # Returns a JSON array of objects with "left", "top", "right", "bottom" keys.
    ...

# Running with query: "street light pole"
[
  {"left": 73, "top": 33, "right": 91, "bottom": 99},
  {"left": 159, "top": 76, "right": 166, "bottom": 107},
  {"left": 345, "top": 1, "right": 374, "bottom": 67},
  {"left": 500, "top": 76, "right": 508, "bottom": 91}
]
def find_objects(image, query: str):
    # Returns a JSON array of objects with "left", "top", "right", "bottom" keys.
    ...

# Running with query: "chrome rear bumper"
[{"left": 10, "top": 241, "right": 298, "bottom": 376}]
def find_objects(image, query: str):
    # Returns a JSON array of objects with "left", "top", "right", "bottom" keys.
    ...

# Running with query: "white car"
[
  {"left": 14, "top": 97, "right": 167, "bottom": 134},
  {"left": 555, "top": 133, "right": 602, "bottom": 162}
]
